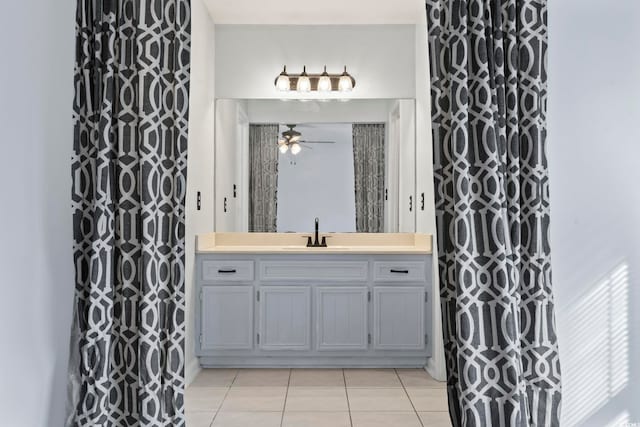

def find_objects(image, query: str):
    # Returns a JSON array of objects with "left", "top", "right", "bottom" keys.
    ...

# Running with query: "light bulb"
[
  {"left": 275, "top": 66, "right": 290, "bottom": 92},
  {"left": 290, "top": 143, "right": 301, "bottom": 155},
  {"left": 338, "top": 76, "right": 353, "bottom": 92},
  {"left": 317, "top": 66, "right": 332, "bottom": 93},
  {"left": 338, "top": 66, "right": 353, "bottom": 93},
  {"left": 276, "top": 75, "right": 290, "bottom": 91},
  {"left": 296, "top": 66, "right": 311, "bottom": 93},
  {"left": 279, "top": 143, "right": 289, "bottom": 153}
]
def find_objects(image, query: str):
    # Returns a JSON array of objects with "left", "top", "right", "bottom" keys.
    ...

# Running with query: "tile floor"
[{"left": 186, "top": 368, "right": 451, "bottom": 427}]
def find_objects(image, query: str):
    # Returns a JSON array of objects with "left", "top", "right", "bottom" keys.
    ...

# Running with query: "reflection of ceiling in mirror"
[{"left": 245, "top": 99, "right": 399, "bottom": 125}]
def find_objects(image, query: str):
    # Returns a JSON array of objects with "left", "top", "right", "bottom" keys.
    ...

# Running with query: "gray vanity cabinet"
[
  {"left": 315, "top": 287, "right": 369, "bottom": 351},
  {"left": 373, "top": 287, "right": 425, "bottom": 350},
  {"left": 201, "top": 285, "right": 254, "bottom": 350},
  {"left": 196, "top": 253, "right": 432, "bottom": 367},
  {"left": 259, "top": 286, "right": 311, "bottom": 351}
]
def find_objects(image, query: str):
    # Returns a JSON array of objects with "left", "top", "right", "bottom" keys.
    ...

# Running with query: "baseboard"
[
  {"left": 425, "top": 356, "right": 447, "bottom": 382},
  {"left": 185, "top": 357, "right": 201, "bottom": 387},
  {"left": 198, "top": 356, "right": 428, "bottom": 368}
]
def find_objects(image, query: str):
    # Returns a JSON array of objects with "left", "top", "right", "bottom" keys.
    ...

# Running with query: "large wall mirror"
[{"left": 214, "top": 99, "right": 417, "bottom": 233}]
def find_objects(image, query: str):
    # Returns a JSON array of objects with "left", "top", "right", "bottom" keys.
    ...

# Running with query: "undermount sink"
[{"left": 276, "top": 245, "right": 353, "bottom": 251}]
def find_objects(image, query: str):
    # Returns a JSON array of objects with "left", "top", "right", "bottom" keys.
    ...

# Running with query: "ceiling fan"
[{"left": 277, "top": 124, "right": 335, "bottom": 155}]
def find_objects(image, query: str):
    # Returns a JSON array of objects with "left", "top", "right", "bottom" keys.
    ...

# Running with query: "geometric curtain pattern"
[
  {"left": 352, "top": 123, "right": 386, "bottom": 233},
  {"left": 67, "top": 1, "right": 190, "bottom": 425},
  {"left": 425, "top": 1, "right": 562, "bottom": 425},
  {"left": 248, "top": 124, "right": 279, "bottom": 232}
]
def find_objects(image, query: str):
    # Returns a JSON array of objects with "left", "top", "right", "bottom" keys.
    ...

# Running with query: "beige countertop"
[{"left": 196, "top": 232, "right": 432, "bottom": 255}]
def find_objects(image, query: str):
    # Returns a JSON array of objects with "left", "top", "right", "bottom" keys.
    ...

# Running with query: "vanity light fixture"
[
  {"left": 296, "top": 66, "right": 312, "bottom": 92},
  {"left": 275, "top": 66, "right": 290, "bottom": 92},
  {"left": 317, "top": 66, "right": 332, "bottom": 93},
  {"left": 274, "top": 66, "right": 356, "bottom": 93},
  {"left": 338, "top": 66, "right": 354, "bottom": 93}
]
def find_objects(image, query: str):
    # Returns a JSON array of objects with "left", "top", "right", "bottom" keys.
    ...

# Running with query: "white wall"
[
  {"left": 0, "top": 1, "right": 75, "bottom": 426},
  {"left": 548, "top": 1, "right": 640, "bottom": 425},
  {"left": 185, "top": 0, "right": 217, "bottom": 384},
  {"left": 277, "top": 124, "right": 356, "bottom": 232},
  {"left": 214, "top": 25, "right": 415, "bottom": 100},
  {"left": 413, "top": 16, "right": 445, "bottom": 381}
]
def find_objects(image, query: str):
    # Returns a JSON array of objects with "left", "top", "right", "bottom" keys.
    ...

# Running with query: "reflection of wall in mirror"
[
  {"left": 276, "top": 123, "right": 356, "bottom": 233},
  {"left": 215, "top": 99, "right": 249, "bottom": 232}
]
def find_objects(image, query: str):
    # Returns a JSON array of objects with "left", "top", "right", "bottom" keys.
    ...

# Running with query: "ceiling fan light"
[
  {"left": 317, "top": 66, "right": 332, "bottom": 93},
  {"left": 338, "top": 66, "right": 353, "bottom": 93},
  {"left": 279, "top": 143, "right": 289, "bottom": 153},
  {"left": 290, "top": 143, "right": 302, "bottom": 155},
  {"left": 296, "top": 66, "right": 311, "bottom": 93},
  {"left": 275, "top": 66, "right": 290, "bottom": 92}
]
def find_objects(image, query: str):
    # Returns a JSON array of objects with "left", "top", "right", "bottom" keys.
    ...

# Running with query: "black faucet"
[{"left": 306, "top": 217, "right": 327, "bottom": 247}]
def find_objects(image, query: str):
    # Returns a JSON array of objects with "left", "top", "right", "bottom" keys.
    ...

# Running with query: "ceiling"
[{"left": 203, "top": 0, "right": 425, "bottom": 25}]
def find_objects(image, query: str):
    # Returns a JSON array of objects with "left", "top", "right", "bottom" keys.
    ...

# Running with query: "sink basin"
[{"left": 211, "top": 245, "right": 357, "bottom": 252}]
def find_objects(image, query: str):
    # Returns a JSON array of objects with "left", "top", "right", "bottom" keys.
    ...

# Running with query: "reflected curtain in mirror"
[
  {"left": 249, "top": 124, "right": 279, "bottom": 232},
  {"left": 352, "top": 123, "right": 385, "bottom": 232}
]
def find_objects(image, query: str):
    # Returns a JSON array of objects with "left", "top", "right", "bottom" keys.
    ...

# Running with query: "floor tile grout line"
[
  {"left": 280, "top": 368, "right": 292, "bottom": 427},
  {"left": 343, "top": 369, "right": 354, "bottom": 427},
  {"left": 208, "top": 369, "right": 238, "bottom": 426},
  {"left": 191, "top": 368, "right": 447, "bottom": 426},
  {"left": 395, "top": 368, "right": 425, "bottom": 427},
  {"left": 229, "top": 368, "right": 239, "bottom": 387}
]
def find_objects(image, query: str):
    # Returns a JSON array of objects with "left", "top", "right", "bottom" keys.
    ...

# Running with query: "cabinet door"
[
  {"left": 316, "top": 287, "right": 368, "bottom": 351},
  {"left": 373, "top": 287, "right": 425, "bottom": 350},
  {"left": 201, "top": 286, "right": 254, "bottom": 350},
  {"left": 259, "top": 286, "right": 311, "bottom": 350}
]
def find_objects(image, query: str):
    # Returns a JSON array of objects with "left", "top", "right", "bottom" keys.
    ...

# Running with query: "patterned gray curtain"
[
  {"left": 352, "top": 123, "right": 385, "bottom": 233},
  {"left": 249, "top": 124, "right": 279, "bottom": 232},
  {"left": 67, "top": 1, "right": 190, "bottom": 425},
  {"left": 426, "top": 1, "right": 561, "bottom": 426}
]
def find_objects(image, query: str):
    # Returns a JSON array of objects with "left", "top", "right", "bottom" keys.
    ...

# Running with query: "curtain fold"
[
  {"left": 426, "top": 1, "right": 561, "bottom": 426},
  {"left": 249, "top": 124, "right": 279, "bottom": 232},
  {"left": 67, "top": 1, "right": 191, "bottom": 425},
  {"left": 352, "top": 123, "right": 385, "bottom": 233}
]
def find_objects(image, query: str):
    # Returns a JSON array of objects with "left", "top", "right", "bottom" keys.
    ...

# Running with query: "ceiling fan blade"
[{"left": 299, "top": 140, "right": 336, "bottom": 144}]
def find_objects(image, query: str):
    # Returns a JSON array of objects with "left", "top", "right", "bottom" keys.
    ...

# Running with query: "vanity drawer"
[
  {"left": 202, "top": 260, "right": 254, "bottom": 282},
  {"left": 260, "top": 261, "right": 369, "bottom": 282},
  {"left": 373, "top": 262, "right": 426, "bottom": 283}
]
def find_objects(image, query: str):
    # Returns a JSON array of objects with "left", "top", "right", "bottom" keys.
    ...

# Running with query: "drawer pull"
[
  {"left": 390, "top": 269, "right": 409, "bottom": 274},
  {"left": 218, "top": 269, "right": 237, "bottom": 274}
]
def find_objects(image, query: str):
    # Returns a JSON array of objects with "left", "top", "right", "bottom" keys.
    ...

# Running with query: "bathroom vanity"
[{"left": 195, "top": 232, "right": 433, "bottom": 367}]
